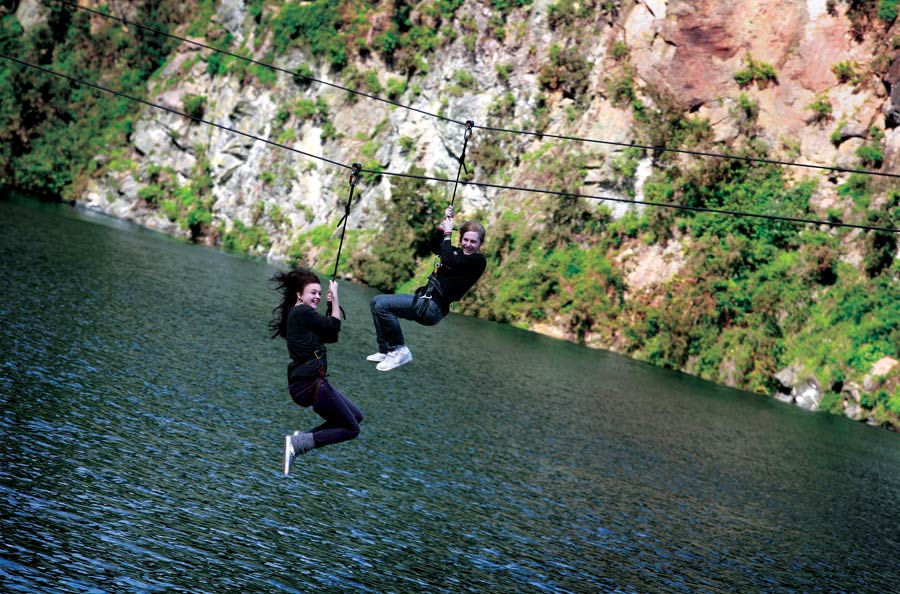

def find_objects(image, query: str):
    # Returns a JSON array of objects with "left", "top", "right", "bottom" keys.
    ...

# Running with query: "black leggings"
[{"left": 289, "top": 379, "right": 363, "bottom": 448}]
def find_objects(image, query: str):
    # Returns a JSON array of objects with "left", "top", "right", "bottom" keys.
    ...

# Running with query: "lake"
[{"left": 1, "top": 191, "right": 898, "bottom": 593}]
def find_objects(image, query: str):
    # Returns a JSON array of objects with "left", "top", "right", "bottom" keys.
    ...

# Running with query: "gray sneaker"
[{"left": 282, "top": 432, "right": 315, "bottom": 475}]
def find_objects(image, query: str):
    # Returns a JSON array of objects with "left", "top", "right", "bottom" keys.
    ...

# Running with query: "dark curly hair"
[{"left": 269, "top": 268, "right": 321, "bottom": 339}]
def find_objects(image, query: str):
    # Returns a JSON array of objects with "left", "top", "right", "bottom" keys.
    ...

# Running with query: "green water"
[{"left": 1, "top": 191, "right": 899, "bottom": 593}]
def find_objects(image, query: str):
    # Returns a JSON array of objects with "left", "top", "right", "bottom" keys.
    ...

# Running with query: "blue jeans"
[
  {"left": 289, "top": 379, "right": 363, "bottom": 448},
  {"left": 370, "top": 293, "right": 444, "bottom": 353}
]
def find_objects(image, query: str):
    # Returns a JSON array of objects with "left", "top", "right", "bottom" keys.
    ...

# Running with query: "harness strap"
[{"left": 310, "top": 350, "right": 328, "bottom": 403}]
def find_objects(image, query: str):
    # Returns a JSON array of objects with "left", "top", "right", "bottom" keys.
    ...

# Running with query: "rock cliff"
[{"left": 65, "top": 0, "right": 898, "bottom": 255}]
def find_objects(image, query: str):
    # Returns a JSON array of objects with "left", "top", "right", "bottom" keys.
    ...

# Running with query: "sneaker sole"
[
  {"left": 377, "top": 356, "right": 413, "bottom": 371},
  {"left": 282, "top": 435, "right": 292, "bottom": 475}
]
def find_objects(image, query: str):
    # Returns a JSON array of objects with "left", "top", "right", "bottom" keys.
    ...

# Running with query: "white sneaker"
[
  {"left": 376, "top": 346, "right": 413, "bottom": 371},
  {"left": 366, "top": 352, "right": 387, "bottom": 362}
]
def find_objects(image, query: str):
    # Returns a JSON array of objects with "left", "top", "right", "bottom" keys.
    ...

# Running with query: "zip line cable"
[
  {"left": 2, "top": 53, "right": 899, "bottom": 235},
  {"left": 367, "top": 166, "right": 900, "bottom": 234},
  {"left": 46, "top": 0, "right": 899, "bottom": 182},
  {"left": 475, "top": 123, "right": 900, "bottom": 180}
]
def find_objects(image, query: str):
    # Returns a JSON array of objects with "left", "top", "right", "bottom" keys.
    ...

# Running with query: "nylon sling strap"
[
  {"left": 432, "top": 120, "right": 474, "bottom": 275},
  {"left": 326, "top": 162, "right": 361, "bottom": 319}
]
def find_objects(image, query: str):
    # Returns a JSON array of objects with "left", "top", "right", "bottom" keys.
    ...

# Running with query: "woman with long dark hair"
[{"left": 270, "top": 269, "right": 363, "bottom": 475}]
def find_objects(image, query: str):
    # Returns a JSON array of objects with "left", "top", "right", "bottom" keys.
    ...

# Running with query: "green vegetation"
[
  {"left": 399, "top": 136, "right": 416, "bottom": 154},
  {"left": 222, "top": 219, "right": 271, "bottom": 254},
  {"left": 205, "top": 51, "right": 228, "bottom": 77},
  {"left": 488, "top": 91, "right": 516, "bottom": 120},
  {"left": 856, "top": 143, "right": 884, "bottom": 168},
  {"left": 831, "top": 60, "right": 858, "bottom": 84},
  {"left": 605, "top": 66, "right": 640, "bottom": 110},
  {"left": 271, "top": 0, "right": 346, "bottom": 68},
  {"left": 0, "top": 3, "right": 182, "bottom": 197},
  {"left": 610, "top": 40, "right": 629, "bottom": 61},
  {"left": 806, "top": 94, "right": 832, "bottom": 122},
  {"left": 168, "top": 158, "right": 216, "bottom": 239},
  {"left": 453, "top": 69, "right": 477, "bottom": 89},
  {"left": 734, "top": 54, "right": 778, "bottom": 89},
  {"left": 610, "top": 147, "right": 643, "bottom": 188},
  {"left": 183, "top": 94, "right": 207, "bottom": 119},
  {"left": 348, "top": 165, "right": 446, "bottom": 292},
  {"left": 484, "top": 151, "right": 897, "bottom": 426},
  {"left": 732, "top": 93, "right": 760, "bottom": 136},
  {"left": 878, "top": 0, "right": 899, "bottom": 21},
  {"left": 293, "top": 97, "right": 330, "bottom": 129},
  {"left": 548, "top": 0, "right": 621, "bottom": 31},
  {"left": 272, "top": 0, "right": 472, "bottom": 78},
  {"left": 538, "top": 44, "right": 591, "bottom": 100},
  {"left": 385, "top": 77, "right": 407, "bottom": 100},
  {"left": 491, "top": 0, "right": 534, "bottom": 14},
  {"left": 469, "top": 134, "right": 509, "bottom": 179}
]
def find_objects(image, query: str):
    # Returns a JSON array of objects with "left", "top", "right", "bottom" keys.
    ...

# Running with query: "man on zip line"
[{"left": 367, "top": 205, "right": 486, "bottom": 371}]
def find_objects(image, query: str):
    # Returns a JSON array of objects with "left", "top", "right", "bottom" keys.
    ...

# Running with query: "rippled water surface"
[{"left": 2, "top": 192, "right": 899, "bottom": 593}]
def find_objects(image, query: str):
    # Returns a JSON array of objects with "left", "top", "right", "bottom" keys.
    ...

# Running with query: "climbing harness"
[
  {"left": 310, "top": 349, "right": 328, "bottom": 405},
  {"left": 411, "top": 274, "right": 446, "bottom": 323},
  {"left": 288, "top": 349, "right": 328, "bottom": 406}
]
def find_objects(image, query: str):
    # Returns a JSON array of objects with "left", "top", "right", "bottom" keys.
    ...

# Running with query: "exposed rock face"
[
  {"left": 628, "top": 0, "right": 882, "bottom": 171},
  {"left": 617, "top": 238, "right": 688, "bottom": 293},
  {"left": 775, "top": 357, "right": 900, "bottom": 425},
  {"left": 870, "top": 356, "right": 899, "bottom": 377},
  {"left": 81, "top": 0, "right": 898, "bottom": 260},
  {"left": 793, "top": 379, "right": 823, "bottom": 411},
  {"left": 882, "top": 53, "right": 900, "bottom": 128},
  {"left": 14, "top": 0, "right": 44, "bottom": 32}
]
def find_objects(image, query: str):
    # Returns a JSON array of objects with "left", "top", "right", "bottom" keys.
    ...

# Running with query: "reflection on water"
[{"left": 2, "top": 192, "right": 899, "bottom": 593}]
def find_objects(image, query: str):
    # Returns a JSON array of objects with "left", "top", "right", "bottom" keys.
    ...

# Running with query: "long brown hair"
[{"left": 269, "top": 269, "right": 321, "bottom": 339}]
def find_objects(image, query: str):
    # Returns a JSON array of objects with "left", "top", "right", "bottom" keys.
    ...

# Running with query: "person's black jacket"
[
  {"left": 286, "top": 304, "right": 340, "bottom": 383},
  {"left": 426, "top": 228, "right": 486, "bottom": 314}
]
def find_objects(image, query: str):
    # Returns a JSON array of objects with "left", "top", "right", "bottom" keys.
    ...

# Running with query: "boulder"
[
  {"left": 793, "top": 379, "right": 823, "bottom": 411},
  {"left": 843, "top": 402, "right": 867, "bottom": 422},
  {"left": 841, "top": 381, "right": 868, "bottom": 421},
  {"left": 774, "top": 365, "right": 801, "bottom": 390},
  {"left": 883, "top": 53, "right": 900, "bottom": 128},
  {"left": 773, "top": 365, "right": 823, "bottom": 410},
  {"left": 14, "top": 0, "right": 44, "bottom": 32},
  {"left": 863, "top": 356, "right": 899, "bottom": 390},
  {"left": 871, "top": 356, "right": 899, "bottom": 377},
  {"left": 215, "top": 0, "right": 246, "bottom": 43}
]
